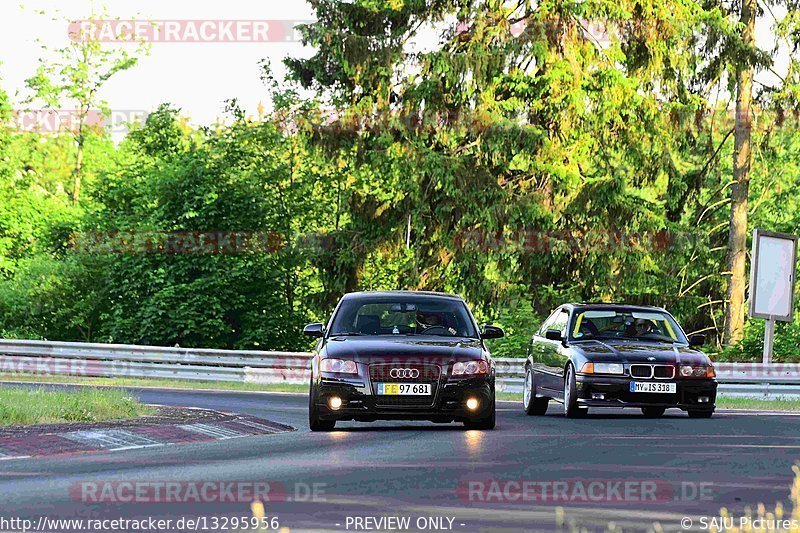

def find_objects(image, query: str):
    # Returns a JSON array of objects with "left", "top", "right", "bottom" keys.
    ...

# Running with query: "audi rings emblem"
[{"left": 389, "top": 368, "right": 419, "bottom": 379}]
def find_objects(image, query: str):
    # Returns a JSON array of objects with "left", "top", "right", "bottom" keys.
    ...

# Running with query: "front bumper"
[
  {"left": 575, "top": 374, "right": 717, "bottom": 411},
  {"left": 314, "top": 376, "right": 493, "bottom": 422}
]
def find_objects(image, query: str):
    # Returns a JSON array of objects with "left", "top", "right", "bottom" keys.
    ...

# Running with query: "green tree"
[
  {"left": 286, "top": 0, "right": 708, "bottom": 315},
  {"left": 24, "top": 4, "right": 147, "bottom": 204},
  {"left": 82, "top": 105, "right": 320, "bottom": 349},
  {"left": 687, "top": 0, "right": 800, "bottom": 344}
]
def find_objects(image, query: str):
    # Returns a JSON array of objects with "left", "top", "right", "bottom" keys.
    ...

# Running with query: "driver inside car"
[
  {"left": 416, "top": 311, "right": 457, "bottom": 335},
  {"left": 631, "top": 318, "right": 655, "bottom": 337}
]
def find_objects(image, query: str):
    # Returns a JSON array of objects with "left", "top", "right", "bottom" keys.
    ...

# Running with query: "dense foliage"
[{"left": 1, "top": 1, "right": 799, "bottom": 359}]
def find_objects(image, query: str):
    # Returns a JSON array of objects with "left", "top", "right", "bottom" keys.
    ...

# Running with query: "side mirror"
[
  {"left": 545, "top": 329, "right": 564, "bottom": 342},
  {"left": 303, "top": 323, "right": 324, "bottom": 338},
  {"left": 482, "top": 325, "right": 505, "bottom": 339},
  {"left": 688, "top": 334, "right": 706, "bottom": 347}
]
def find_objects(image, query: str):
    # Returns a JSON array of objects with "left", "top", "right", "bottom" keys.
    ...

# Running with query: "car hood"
[
  {"left": 322, "top": 336, "right": 486, "bottom": 364},
  {"left": 573, "top": 339, "right": 710, "bottom": 365}
]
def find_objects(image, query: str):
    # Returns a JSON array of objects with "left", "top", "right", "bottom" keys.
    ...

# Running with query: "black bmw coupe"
[
  {"left": 523, "top": 303, "right": 717, "bottom": 418},
  {"left": 305, "top": 291, "right": 503, "bottom": 431}
]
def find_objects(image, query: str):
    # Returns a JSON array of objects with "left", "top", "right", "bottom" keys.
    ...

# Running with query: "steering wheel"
[{"left": 420, "top": 325, "right": 453, "bottom": 336}]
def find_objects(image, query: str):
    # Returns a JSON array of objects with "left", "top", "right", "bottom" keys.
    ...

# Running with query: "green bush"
[
  {"left": 480, "top": 297, "right": 544, "bottom": 359},
  {"left": 714, "top": 318, "right": 800, "bottom": 363}
]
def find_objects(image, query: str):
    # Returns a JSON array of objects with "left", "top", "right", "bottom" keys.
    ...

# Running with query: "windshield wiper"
[{"left": 332, "top": 332, "right": 367, "bottom": 336}]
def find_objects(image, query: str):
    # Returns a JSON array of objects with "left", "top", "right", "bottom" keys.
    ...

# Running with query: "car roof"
[
  {"left": 342, "top": 290, "right": 464, "bottom": 301},
  {"left": 565, "top": 302, "right": 668, "bottom": 313}
]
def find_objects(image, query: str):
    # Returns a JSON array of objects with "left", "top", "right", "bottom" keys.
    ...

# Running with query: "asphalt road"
[{"left": 1, "top": 386, "right": 799, "bottom": 532}]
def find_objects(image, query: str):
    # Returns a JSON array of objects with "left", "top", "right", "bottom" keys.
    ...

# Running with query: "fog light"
[
  {"left": 466, "top": 398, "right": 479, "bottom": 410},
  {"left": 592, "top": 393, "right": 605, "bottom": 400},
  {"left": 698, "top": 396, "right": 709, "bottom": 404},
  {"left": 328, "top": 396, "right": 343, "bottom": 410}
]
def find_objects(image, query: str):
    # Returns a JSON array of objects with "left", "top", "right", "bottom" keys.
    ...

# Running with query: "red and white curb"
[{"left": 0, "top": 410, "right": 293, "bottom": 460}]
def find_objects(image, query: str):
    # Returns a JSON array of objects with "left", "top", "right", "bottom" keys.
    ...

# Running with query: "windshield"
[
  {"left": 329, "top": 298, "right": 478, "bottom": 338},
  {"left": 569, "top": 309, "right": 688, "bottom": 344}
]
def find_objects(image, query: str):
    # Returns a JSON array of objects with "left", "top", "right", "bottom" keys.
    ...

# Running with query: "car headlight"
[
  {"left": 595, "top": 363, "right": 624, "bottom": 375},
  {"left": 680, "top": 365, "right": 715, "bottom": 378},
  {"left": 320, "top": 358, "right": 358, "bottom": 374},
  {"left": 580, "top": 363, "right": 623, "bottom": 375},
  {"left": 452, "top": 360, "right": 489, "bottom": 376}
]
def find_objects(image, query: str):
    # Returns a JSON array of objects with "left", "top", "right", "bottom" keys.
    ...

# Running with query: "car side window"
[
  {"left": 550, "top": 310, "right": 570, "bottom": 336},
  {"left": 536, "top": 312, "right": 556, "bottom": 337},
  {"left": 538, "top": 309, "right": 560, "bottom": 336}
]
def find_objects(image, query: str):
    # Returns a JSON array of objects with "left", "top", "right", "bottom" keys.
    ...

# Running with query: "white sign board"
[{"left": 749, "top": 229, "right": 797, "bottom": 322}]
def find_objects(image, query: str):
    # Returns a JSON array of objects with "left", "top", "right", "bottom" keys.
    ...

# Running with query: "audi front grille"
[{"left": 369, "top": 363, "right": 441, "bottom": 408}]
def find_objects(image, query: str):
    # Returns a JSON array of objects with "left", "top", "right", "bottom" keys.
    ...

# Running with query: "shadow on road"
[{"left": 324, "top": 424, "right": 471, "bottom": 432}]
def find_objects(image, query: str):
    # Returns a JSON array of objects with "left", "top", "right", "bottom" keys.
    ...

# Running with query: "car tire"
[
  {"left": 687, "top": 409, "right": 713, "bottom": 419},
  {"left": 308, "top": 377, "right": 336, "bottom": 432},
  {"left": 464, "top": 397, "right": 496, "bottom": 430},
  {"left": 641, "top": 407, "right": 666, "bottom": 418},
  {"left": 523, "top": 366, "right": 550, "bottom": 416},
  {"left": 564, "top": 365, "right": 588, "bottom": 418}
]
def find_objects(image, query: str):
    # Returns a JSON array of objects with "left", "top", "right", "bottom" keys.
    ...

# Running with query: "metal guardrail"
[
  {"left": 1, "top": 339, "right": 799, "bottom": 399},
  {"left": 0, "top": 338, "right": 312, "bottom": 384},
  {"left": 495, "top": 361, "right": 800, "bottom": 399},
  {"left": 495, "top": 377, "right": 800, "bottom": 399}
]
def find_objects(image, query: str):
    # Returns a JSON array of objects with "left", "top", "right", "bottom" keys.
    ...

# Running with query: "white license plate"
[
  {"left": 376, "top": 383, "right": 431, "bottom": 395},
  {"left": 630, "top": 382, "right": 676, "bottom": 394}
]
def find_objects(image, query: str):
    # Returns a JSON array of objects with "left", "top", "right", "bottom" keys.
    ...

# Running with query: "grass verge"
[
  {"left": 0, "top": 373, "right": 307, "bottom": 394},
  {"left": 496, "top": 392, "right": 524, "bottom": 402},
  {"left": 495, "top": 391, "right": 800, "bottom": 411},
  {"left": 714, "top": 396, "right": 800, "bottom": 411},
  {"left": 0, "top": 386, "right": 154, "bottom": 426}
]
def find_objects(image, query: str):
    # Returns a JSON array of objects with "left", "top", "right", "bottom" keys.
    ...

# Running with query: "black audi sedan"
[
  {"left": 304, "top": 291, "right": 503, "bottom": 431},
  {"left": 522, "top": 303, "right": 717, "bottom": 418}
]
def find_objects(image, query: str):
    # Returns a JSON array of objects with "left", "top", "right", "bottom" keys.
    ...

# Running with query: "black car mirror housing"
[
  {"left": 304, "top": 323, "right": 324, "bottom": 338},
  {"left": 482, "top": 325, "right": 505, "bottom": 339},
  {"left": 545, "top": 329, "right": 564, "bottom": 342},
  {"left": 688, "top": 334, "right": 706, "bottom": 347}
]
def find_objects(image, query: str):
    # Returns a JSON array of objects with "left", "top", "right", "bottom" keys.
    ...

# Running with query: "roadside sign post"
[
  {"left": 763, "top": 317, "right": 775, "bottom": 364},
  {"left": 748, "top": 229, "right": 798, "bottom": 364}
]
